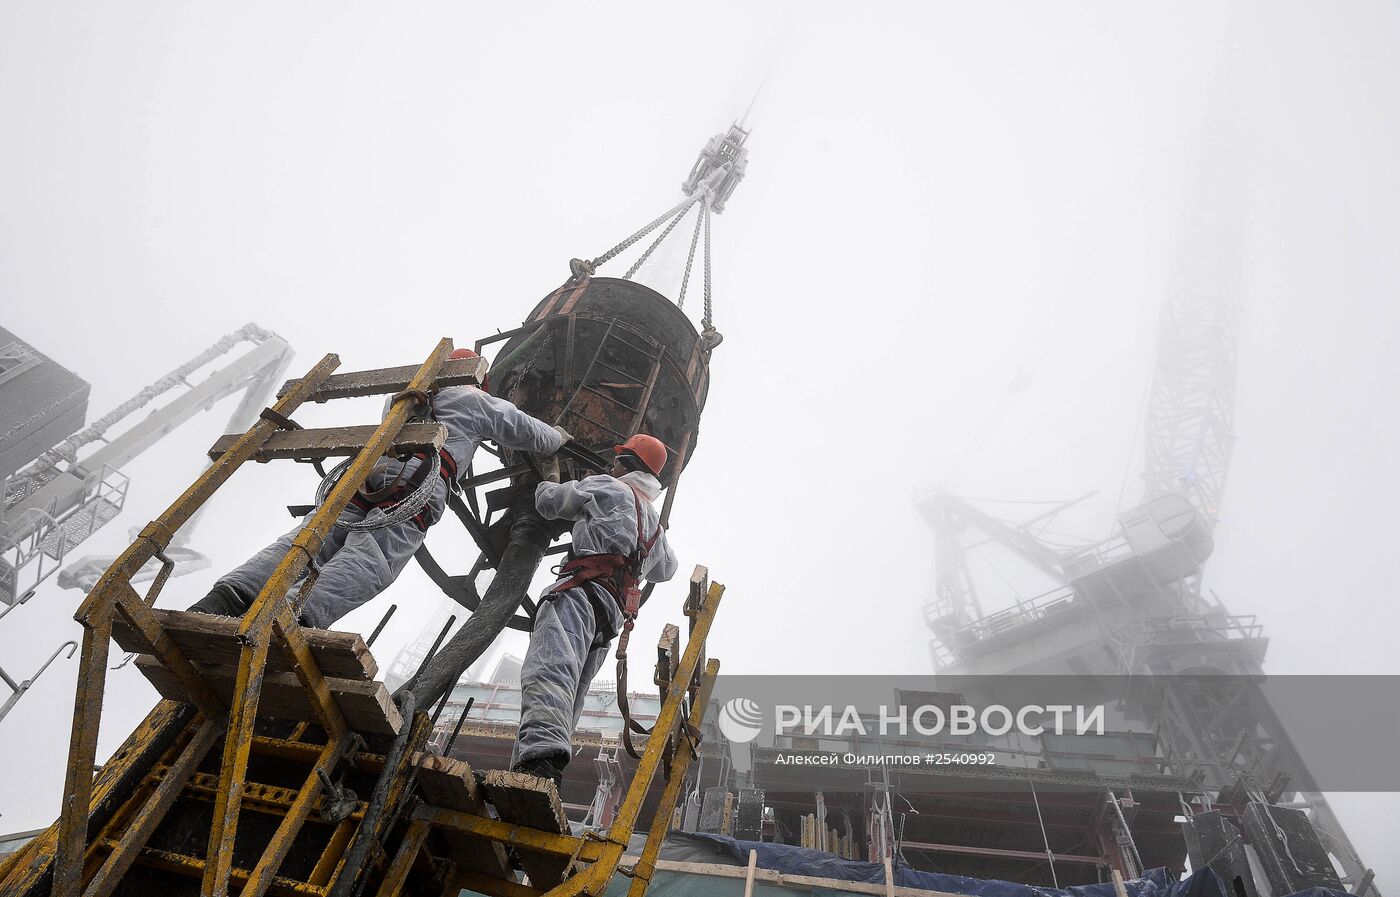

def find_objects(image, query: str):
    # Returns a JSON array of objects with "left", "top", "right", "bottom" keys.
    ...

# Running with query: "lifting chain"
[
  {"left": 624, "top": 198, "right": 699, "bottom": 280},
  {"left": 676, "top": 196, "right": 706, "bottom": 309},
  {"left": 590, "top": 187, "right": 720, "bottom": 333},
  {"left": 592, "top": 194, "right": 698, "bottom": 269},
  {"left": 701, "top": 201, "right": 714, "bottom": 331}
]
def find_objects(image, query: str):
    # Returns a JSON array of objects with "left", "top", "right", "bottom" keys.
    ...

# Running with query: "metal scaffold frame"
[
  {"left": 51, "top": 342, "right": 435, "bottom": 897},
  {"left": 0, "top": 340, "right": 724, "bottom": 897}
]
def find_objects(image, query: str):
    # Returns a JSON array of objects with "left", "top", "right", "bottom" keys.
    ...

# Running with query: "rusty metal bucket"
[{"left": 478, "top": 275, "right": 715, "bottom": 482}]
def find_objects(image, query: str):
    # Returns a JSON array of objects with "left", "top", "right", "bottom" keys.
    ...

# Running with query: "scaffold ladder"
[{"left": 0, "top": 340, "right": 722, "bottom": 897}]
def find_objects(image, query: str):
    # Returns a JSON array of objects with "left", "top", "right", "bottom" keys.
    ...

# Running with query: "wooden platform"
[
  {"left": 483, "top": 770, "right": 574, "bottom": 889},
  {"left": 412, "top": 754, "right": 514, "bottom": 880},
  {"left": 207, "top": 422, "right": 446, "bottom": 462},
  {"left": 112, "top": 608, "right": 377, "bottom": 679},
  {"left": 109, "top": 610, "right": 582, "bottom": 886},
  {"left": 133, "top": 656, "right": 402, "bottom": 735},
  {"left": 110, "top": 609, "right": 581, "bottom": 890},
  {"left": 115, "top": 610, "right": 402, "bottom": 734},
  {"left": 277, "top": 355, "right": 488, "bottom": 401}
]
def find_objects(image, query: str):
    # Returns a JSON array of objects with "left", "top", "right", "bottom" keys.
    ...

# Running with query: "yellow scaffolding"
[{"left": 0, "top": 342, "right": 722, "bottom": 897}]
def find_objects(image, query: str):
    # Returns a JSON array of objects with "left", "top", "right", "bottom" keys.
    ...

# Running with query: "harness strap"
[
  {"left": 538, "top": 484, "right": 662, "bottom": 759},
  {"left": 349, "top": 447, "right": 459, "bottom": 532},
  {"left": 548, "top": 553, "right": 628, "bottom": 597},
  {"left": 544, "top": 486, "right": 659, "bottom": 601},
  {"left": 616, "top": 486, "right": 662, "bottom": 758},
  {"left": 616, "top": 621, "right": 650, "bottom": 759}
]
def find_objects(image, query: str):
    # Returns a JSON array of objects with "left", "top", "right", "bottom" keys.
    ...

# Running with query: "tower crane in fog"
[{"left": 0, "top": 325, "right": 293, "bottom": 720}]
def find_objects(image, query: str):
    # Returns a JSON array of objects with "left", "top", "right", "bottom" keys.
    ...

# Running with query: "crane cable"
[
  {"left": 676, "top": 197, "right": 707, "bottom": 309},
  {"left": 589, "top": 190, "right": 717, "bottom": 331},
  {"left": 592, "top": 194, "right": 700, "bottom": 270},
  {"left": 624, "top": 197, "right": 700, "bottom": 280},
  {"left": 702, "top": 201, "right": 714, "bottom": 331}
]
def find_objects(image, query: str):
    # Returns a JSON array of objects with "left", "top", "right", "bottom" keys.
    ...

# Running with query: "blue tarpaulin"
[
  {"left": 668, "top": 832, "right": 1201, "bottom": 895},
  {"left": 657, "top": 832, "right": 1349, "bottom": 897}
]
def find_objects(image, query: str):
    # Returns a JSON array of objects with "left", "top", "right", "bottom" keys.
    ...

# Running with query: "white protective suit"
[
  {"left": 217, "top": 385, "right": 563, "bottom": 629},
  {"left": 511, "top": 470, "right": 678, "bottom": 766}
]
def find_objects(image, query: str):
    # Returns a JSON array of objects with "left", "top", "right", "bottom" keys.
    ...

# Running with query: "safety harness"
[
  {"left": 546, "top": 486, "right": 661, "bottom": 758},
  {"left": 348, "top": 447, "right": 458, "bottom": 531},
  {"left": 337, "top": 387, "right": 459, "bottom": 532}
]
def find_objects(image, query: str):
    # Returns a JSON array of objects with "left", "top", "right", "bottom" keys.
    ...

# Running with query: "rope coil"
[{"left": 314, "top": 452, "right": 442, "bottom": 531}]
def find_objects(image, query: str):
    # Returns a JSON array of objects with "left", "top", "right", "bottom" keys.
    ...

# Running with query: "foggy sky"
[{"left": 2, "top": 0, "right": 1397, "bottom": 882}]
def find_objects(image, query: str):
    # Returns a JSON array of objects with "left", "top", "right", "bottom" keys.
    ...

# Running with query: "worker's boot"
[
  {"left": 186, "top": 582, "right": 251, "bottom": 617},
  {"left": 511, "top": 752, "right": 566, "bottom": 789}
]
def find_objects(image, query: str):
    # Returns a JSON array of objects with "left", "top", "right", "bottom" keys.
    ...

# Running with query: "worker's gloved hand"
[
  {"left": 538, "top": 454, "right": 561, "bottom": 483},
  {"left": 553, "top": 425, "right": 573, "bottom": 445}
]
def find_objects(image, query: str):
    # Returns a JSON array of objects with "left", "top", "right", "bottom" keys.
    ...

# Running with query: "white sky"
[{"left": 2, "top": 0, "right": 1398, "bottom": 883}]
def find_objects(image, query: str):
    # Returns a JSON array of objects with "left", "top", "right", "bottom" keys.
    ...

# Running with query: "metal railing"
[{"left": 1, "top": 464, "right": 130, "bottom": 604}]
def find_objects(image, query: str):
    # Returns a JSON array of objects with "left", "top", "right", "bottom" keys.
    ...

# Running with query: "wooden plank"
[
  {"left": 415, "top": 755, "right": 488, "bottom": 812},
  {"left": 686, "top": 565, "right": 708, "bottom": 614},
  {"left": 654, "top": 624, "right": 678, "bottom": 687},
  {"left": 413, "top": 755, "right": 512, "bottom": 880},
  {"left": 278, "top": 356, "right": 488, "bottom": 401},
  {"left": 112, "top": 609, "right": 376, "bottom": 680},
  {"left": 647, "top": 860, "right": 970, "bottom": 897},
  {"left": 482, "top": 770, "right": 571, "bottom": 889},
  {"left": 134, "top": 656, "right": 402, "bottom": 735},
  {"left": 208, "top": 422, "right": 446, "bottom": 461}
]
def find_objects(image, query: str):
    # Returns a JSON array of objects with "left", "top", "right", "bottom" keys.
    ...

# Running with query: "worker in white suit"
[
  {"left": 510, "top": 433, "right": 678, "bottom": 786},
  {"left": 190, "top": 348, "right": 567, "bottom": 629}
]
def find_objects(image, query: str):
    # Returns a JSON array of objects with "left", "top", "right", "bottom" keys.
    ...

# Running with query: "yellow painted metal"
[
  {"left": 276, "top": 615, "right": 350, "bottom": 739},
  {"left": 0, "top": 701, "right": 191, "bottom": 895},
  {"left": 309, "top": 820, "right": 357, "bottom": 888},
  {"left": 373, "top": 818, "right": 431, "bottom": 897},
  {"left": 328, "top": 710, "right": 434, "bottom": 889},
  {"left": 112, "top": 583, "right": 225, "bottom": 715},
  {"left": 625, "top": 659, "right": 720, "bottom": 896},
  {"left": 30, "top": 335, "right": 722, "bottom": 897},
  {"left": 538, "top": 667, "right": 722, "bottom": 897},
  {"left": 241, "top": 738, "right": 354, "bottom": 897},
  {"left": 110, "top": 843, "right": 330, "bottom": 896},
  {"left": 454, "top": 869, "right": 544, "bottom": 897},
  {"left": 418, "top": 807, "right": 607, "bottom": 862},
  {"left": 425, "top": 660, "right": 721, "bottom": 897},
  {"left": 202, "top": 341, "right": 452, "bottom": 897},
  {"left": 202, "top": 634, "right": 272, "bottom": 897},
  {"left": 25, "top": 577, "right": 722, "bottom": 897},
  {"left": 82, "top": 716, "right": 220, "bottom": 897},
  {"left": 571, "top": 582, "right": 724, "bottom": 895},
  {"left": 170, "top": 770, "right": 364, "bottom": 821},
  {"left": 53, "top": 606, "right": 116, "bottom": 897},
  {"left": 53, "top": 353, "right": 342, "bottom": 897},
  {"left": 416, "top": 579, "right": 724, "bottom": 897}
]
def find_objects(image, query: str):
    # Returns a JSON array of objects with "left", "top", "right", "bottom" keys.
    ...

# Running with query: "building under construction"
[{"left": 0, "top": 116, "right": 1386, "bottom": 897}]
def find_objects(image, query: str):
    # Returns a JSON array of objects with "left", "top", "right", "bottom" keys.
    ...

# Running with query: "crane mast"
[{"left": 916, "top": 185, "right": 1378, "bottom": 892}]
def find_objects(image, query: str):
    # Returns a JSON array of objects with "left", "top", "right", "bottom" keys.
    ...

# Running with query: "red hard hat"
[
  {"left": 614, "top": 434, "right": 667, "bottom": 476},
  {"left": 450, "top": 347, "right": 488, "bottom": 390}
]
